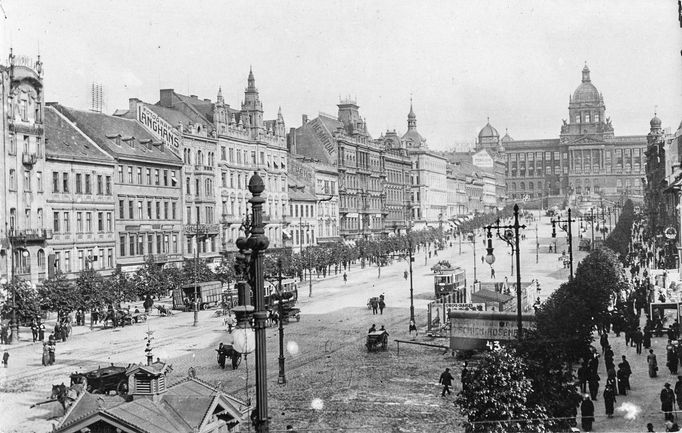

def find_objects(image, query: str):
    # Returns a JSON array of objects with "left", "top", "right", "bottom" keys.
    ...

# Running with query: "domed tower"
[
  {"left": 647, "top": 112, "right": 663, "bottom": 146},
  {"left": 561, "top": 63, "right": 612, "bottom": 141},
  {"left": 476, "top": 118, "right": 500, "bottom": 151},
  {"left": 499, "top": 128, "right": 513, "bottom": 152},
  {"left": 401, "top": 99, "right": 426, "bottom": 148}
]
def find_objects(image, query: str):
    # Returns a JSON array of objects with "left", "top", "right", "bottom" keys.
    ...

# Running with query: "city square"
[{"left": 0, "top": 1, "right": 681, "bottom": 432}]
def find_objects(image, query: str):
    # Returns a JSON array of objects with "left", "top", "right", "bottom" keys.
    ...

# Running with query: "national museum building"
[{"left": 494, "top": 65, "right": 647, "bottom": 205}]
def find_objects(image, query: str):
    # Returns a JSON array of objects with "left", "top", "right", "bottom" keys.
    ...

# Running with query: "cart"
[
  {"left": 366, "top": 330, "right": 389, "bottom": 352},
  {"left": 70, "top": 364, "right": 129, "bottom": 395}
]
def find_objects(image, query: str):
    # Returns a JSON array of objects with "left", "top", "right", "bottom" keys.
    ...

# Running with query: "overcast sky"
[{"left": 2, "top": 0, "right": 680, "bottom": 150}]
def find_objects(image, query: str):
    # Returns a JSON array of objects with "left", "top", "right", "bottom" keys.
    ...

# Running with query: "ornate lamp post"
[
  {"left": 551, "top": 208, "right": 575, "bottom": 280},
  {"left": 235, "top": 172, "right": 270, "bottom": 433},
  {"left": 483, "top": 204, "right": 526, "bottom": 338},
  {"left": 276, "top": 258, "right": 286, "bottom": 385},
  {"left": 468, "top": 232, "right": 477, "bottom": 283}
]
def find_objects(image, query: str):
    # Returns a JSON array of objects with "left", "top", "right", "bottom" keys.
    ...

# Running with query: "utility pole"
[
  {"left": 535, "top": 209, "right": 539, "bottom": 264},
  {"left": 552, "top": 208, "right": 575, "bottom": 280},
  {"left": 471, "top": 232, "right": 477, "bottom": 283},
  {"left": 193, "top": 218, "right": 200, "bottom": 327}
]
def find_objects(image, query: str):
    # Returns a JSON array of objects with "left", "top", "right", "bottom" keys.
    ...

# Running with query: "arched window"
[
  {"left": 529, "top": 182, "right": 534, "bottom": 190},
  {"left": 575, "top": 113, "right": 581, "bottom": 124},
  {"left": 511, "top": 182, "right": 517, "bottom": 191},
  {"left": 520, "top": 182, "right": 525, "bottom": 190},
  {"left": 205, "top": 179, "right": 212, "bottom": 196},
  {"left": 197, "top": 150, "right": 203, "bottom": 165},
  {"left": 37, "top": 249, "right": 45, "bottom": 270}
]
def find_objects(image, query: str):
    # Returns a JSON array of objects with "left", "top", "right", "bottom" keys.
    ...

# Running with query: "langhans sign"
[{"left": 136, "top": 105, "right": 181, "bottom": 150}]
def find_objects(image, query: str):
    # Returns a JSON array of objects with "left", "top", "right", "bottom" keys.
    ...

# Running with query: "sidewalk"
[{"left": 583, "top": 317, "right": 678, "bottom": 432}]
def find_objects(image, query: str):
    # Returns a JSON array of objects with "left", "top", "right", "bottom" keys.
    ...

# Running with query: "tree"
[
  {"left": 215, "top": 256, "right": 237, "bottom": 286},
  {"left": 182, "top": 258, "right": 216, "bottom": 284},
  {"left": 456, "top": 347, "right": 549, "bottom": 433},
  {"left": 134, "top": 256, "right": 168, "bottom": 298},
  {"left": 104, "top": 265, "right": 136, "bottom": 306},
  {"left": 75, "top": 267, "right": 104, "bottom": 313},
  {"left": 605, "top": 199, "right": 635, "bottom": 257},
  {"left": 572, "top": 246, "right": 625, "bottom": 326},
  {"left": 38, "top": 271, "right": 76, "bottom": 318}
]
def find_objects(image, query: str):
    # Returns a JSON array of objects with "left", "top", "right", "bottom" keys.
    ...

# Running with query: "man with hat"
[
  {"left": 580, "top": 394, "right": 595, "bottom": 431},
  {"left": 661, "top": 382, "right": 676, "bottom": 421},
  {"left": 439, "top": 367, "right": 454, "bottom": 397},
  {"left": 675, "top": 375, "right": 682, "bottom": 412}
]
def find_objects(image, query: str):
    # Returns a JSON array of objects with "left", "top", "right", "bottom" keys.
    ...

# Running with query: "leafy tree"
[
  {"left": 456, "top": 347, "right": 549, "bottom": 433},
  {"left": 215, "top": 256, "right": 237, "bottom": 285},
  {"left": 38, "top": 271, "right": 76, "bottom": 317},
  {"left": 104, "top": 265, "right": 137, "bottom": 306},
  {"left": 182, "top": 258, "right": 216, "bottom": 284},
  {"left": 75, "top": 267, "right": 104, "bottom": 313},
  {"left": 2, "top": 277, "right": 41, "bottom": 324},
  {"left": 134, "top": 256, "right": 167, "bottom": 298},
  {"left": 572, "top": 246, "right": 625, "bottom": 326},
  {"left": 605, "top": 199, "right": 635, "bottom": 257}
]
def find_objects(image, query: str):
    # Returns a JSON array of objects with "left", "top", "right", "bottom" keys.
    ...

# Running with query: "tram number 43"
[{"left": 486, "top": 340, "right": 501, "bottom": 351}]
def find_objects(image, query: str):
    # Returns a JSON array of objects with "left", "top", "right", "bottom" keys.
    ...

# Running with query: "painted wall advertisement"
[{"left": 136, "top": 105, "right": 181, "bottom": 150}]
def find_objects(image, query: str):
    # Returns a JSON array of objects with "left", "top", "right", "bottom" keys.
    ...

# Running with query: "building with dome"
[{"left": 504, "top": 64, "right": 648, "bottom": 208}]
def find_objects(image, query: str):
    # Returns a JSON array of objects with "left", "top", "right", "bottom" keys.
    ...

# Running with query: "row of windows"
[
  {"left": 52, "top": 172, "right": 112, "bottom": 195},
  {"left": 217, "top": 146, "right": 287, "bottom": 170},
  {"left": 117, "top": 165, "right": 177, "bottom": 187},
  {"left": 8, "top": 134, "right": 43, "bottom": 157},
  {"left": 7, "top": 169, "right": 43, "bottom": 192},
  {"left": 119, "top": 199, "right": 178, "bottom": 221},
  {"left": 183, "top": 149, "right": 215, "bottom": 166},
  {"left": 53, "top": 248, "right": 115, "bottom": 273},
  {"left": 53, "top": 211, "right": 114, "bottom": 233},
  {"left": 186, "top": 206, "right": 214, "bottom": 224},
  {"left": 119, "top": 232, "right": 179, "bottom": 257}
]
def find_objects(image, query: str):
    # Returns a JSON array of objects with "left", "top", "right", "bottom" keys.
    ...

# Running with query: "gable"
[{"left": 472, "top": 150, "right": 494, "bottom": 168}]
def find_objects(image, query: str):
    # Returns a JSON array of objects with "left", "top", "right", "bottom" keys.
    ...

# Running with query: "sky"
[{"left": 1, "top": 0, "right": 681, "bottom": 151}]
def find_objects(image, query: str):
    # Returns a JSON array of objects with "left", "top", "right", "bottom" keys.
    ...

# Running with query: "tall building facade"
[
  {"left": 379, "top": 130, "right": 411, "bottom": 233},
  {"left": 53, "top": 104, "right": 185, "bottom": 274},
  {"left": 0, "top": 51, "right": 49, "bottom": 284},
  {"left": 505, "top": 65, "right": 647, "bottom": 206},
  {"left": 44, "top": 106, "right": 117, "bottom": 280}
]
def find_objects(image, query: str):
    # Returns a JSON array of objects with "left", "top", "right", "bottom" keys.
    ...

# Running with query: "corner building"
[{"left": 503, "top": 65, "right": 646, "bottom": 206}]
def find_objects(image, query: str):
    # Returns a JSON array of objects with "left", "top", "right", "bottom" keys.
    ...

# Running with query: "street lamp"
[
  {"left": 483, "top": 204, "right": 526, "bottom": 339},
  {"left": 276, "top": 258, "right": 286, "bottom": 385},
  {"left": 551, "top": 208, "right": 575, "bottom": 280},
  {"left": 467, "top": 232, "right": 477, "bottom": 283}
]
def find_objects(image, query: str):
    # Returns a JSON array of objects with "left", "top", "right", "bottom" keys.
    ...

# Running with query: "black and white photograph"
[{"left": 0, "top": 1, "right": 681, "bottom": 432}]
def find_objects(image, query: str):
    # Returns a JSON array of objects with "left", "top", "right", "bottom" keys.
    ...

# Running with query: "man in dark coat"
[
  {"left": 675, "top": 375, "right": 682, "bottom": 411},
  {"left": 616, "top": 365, "right": 627, "bottom": 395},
  {"left": 662, "top": 382, "right": 676, "bottom": 421},
  {"left": 603, "top": 384, "right": 617, "bottom": 418},
  {"left": 669, "top": 345, "right": 680, "bottom": 375},
  {"left": 588, "top": 370, "right": 600, "bottom": 401},
  {"left": 633, "top": 327, "right": 644, "bottom": 354},
  {"left": 439, "top": 367, "right": 454, "bottom": 397},
  {"left": 619, "top": 355, "right": 632, "bottom": 391},
  {"left": 216, "top": 343, "right": 227, "bottom": 369},
  {"left": 581, "top": 394, "right": 595, "bottom": 432},
  {"left": 577, "top": 362, "right": 589, "bottom": 394}
]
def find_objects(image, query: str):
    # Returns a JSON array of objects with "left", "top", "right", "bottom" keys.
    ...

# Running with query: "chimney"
[
  {"left": 288, "top": 128, "right": 297, "bottom": 154},
  {"left": 159, "top": 89, "right": 174, "bottom": 108},
  {"left": 203, "top": 98, "right": 211, "bottom": 103},
  {"left": 129, "top": 98, "right": 140, "bottom": 116},
  {"left": 302, "top": 114, "right": 308, "bottom": 125},
  {"left": 190, "top": 95, "right": 198, "bottom": 99}
]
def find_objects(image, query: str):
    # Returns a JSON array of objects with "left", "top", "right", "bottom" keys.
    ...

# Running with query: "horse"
[{"left": 49, "top": 382, "right": 83, "bottom": 413}]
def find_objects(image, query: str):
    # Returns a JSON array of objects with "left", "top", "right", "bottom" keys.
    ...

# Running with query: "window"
[
  {"left": 164, "top": 202, "right": 169, "bottom": 219},
  {"left": 107, "top": 249, "right": 113, "bottom": 268},
  {"left": 53, "top": 211, "right": 60, "bottom": 232},
  {"left": 229, "top": 148, "right": 234, "bottom": 162},
  {"left": 163, "top": 170, "right": 168, "bottom": 186},
  {"left": 147, "top": 201, "right": 152, "bottom": 219},
  {"left": 83, "top": 174, "right": 91, "bottom": 194},
  {"left": 127, "top": 166, "right": 133, "bottom": 183},
  {"left": 222, "top": 172, "right": 227, "bottom": 187},
  {"left": 205, "top": 179, "right": 212, "bottom": 195},
  {"left": 156, "top": 201, "right": 161, "bottom": 219},
  {"left": 64, "top": 251, "right": 71, "bottom": 272},
  {"left": 147, "top": 234, "right": 153, "bottom": 254},
  {"left": 186, "top": 177, "right": 191, "bottom": 194},
  {"left": 106, "top": 212, "right": 113, "bottom": 232},
  {"left": 63, "top": 212, "right": 70, "bottom": 233},
  {"left": 76, "top": 173, "right": 82, "bottom": 194},
  {"left": 129, "top": 235, "right": 136, "bottom": 256},
  {"left": 61, "top": 172, "right": 69, "bottom": 192},
  {"left": 138, "top": 201, "right": 143, "bottom": 219},
  {"left": 96, "top": 175, "right": 103, "bottom": 195},
  {"left": 24, "top": 170, "right": 31, "bottom": 191},
  {"left": 155, "top": 169, "right": 160, "bottom": 185},
  {"left": 36, "top": 171, "right": 43, "bottom": 192},
  {"left": 146, "top": 168, "right": 152, "bottom": 185},
  {"left": 156, "top": 234, "right": 162, "bottom": 255},
  {"left": 575, "top": 113, "right": 581, "bottom": 123},
  {"left": 9, "top": 135, "right": 16, "bottom": 154},
  {"left": 105, "top": 176, "right": 112, "bottom": 195},
  {"left": 98, "top": 212, "right": 104, "bottom": 231},
  {"left": 137, "top": 234, "right": 144, "bottom": 255},
  {"left": 172, "top": 202, "right": 177, "bottom": 219},
  {"left": 221, "top": 146, "right": 226, "bottom": 160},
  {"left": 187, "top": 206, "right": 192, "bottom": 223},
  {"left": 78, "top": 250, "right": 84, "bottom": 271},
  {"left": 86, "top": 212, "right": 92, "bottom": 232},
  {"left": 173, "top": 235, "right": 178, "bottom": 253},
  {"left": 251, "top": 151, "right": 256, "bottom": 164},
  {"left": 195, "top": 179, "right": 200, "bottom": 196},
  {"left": 120, "top": 235, "right": 126, "bottom": 256},
  {"left": 76, "top": 212, "right": 83, "bottom": 233},
  {"left": 38, "top": 249, "right": 45, "bottom": 270}
]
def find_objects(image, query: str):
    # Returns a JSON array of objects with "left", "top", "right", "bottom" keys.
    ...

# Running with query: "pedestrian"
[
  {"left": 588, "top": 370, "right": 600, "bottom": 401},
  {"left": 461, "top": 362, "right": 469, "bottom": 389},
  {"left": 645, "top": 326, "right": 653, "bottom": 349},
  {"left": 343, "top": 272, "right": 347, "bottom": 284},
  {"left": 30, "top": 319, "right": 38, "bottom": 343},
  {"left": 634, "top": 327, "right": 644, "bottom": 354},
  {"left": 378, "top": 298, "right": 385, "bottom": 315},
  {"left": 41, "top": 342, "right": 49, "bottom": 366},
  {"left": 577, "top": 362, "right": 589, "bottom": 394},
  {"left": 647, "top": 422, "right": 655, "bottom": 432},
  {"left": 216, "top": 343, "right": 226, "bottom": 369},
  {"left": 371, "top": 298, "right": 378, "bottom": 315},
  {"left": 588, "top": 353, "right": 600, "bottom": 376},
  {"left": 439, "top": 367, "right": 454, "bottom": 397},
  {"left": 603, "top": 383, "right": 617, "bottom": 418},
  {"left": 286, "top": 425, "right": 298, "bottom": 433},
  {"left": 649, "top": 349, "right": 659, "bottom": 378},
  {"left": 368, "top": 324, "right": 376, "bottom": 333},
  {"left": 600, "top": 333, "right": 610, "bottom": 354},
  {"left": 605, "top": 345, "right": 615, "bottom": 371},
  {"left": 669, "top": 344, "right": 680, "bottom": 375},
  {"left": 675, "top": 376, "right": 682, "bottom": 412},
  {"left": 481, "top": 255, "right": 484, "bottom": 264},
  {"left": 403, "top": 270, "right": 408, "bottom": 280},
  {"left": 38, "top": 321, "right": 45, "bottom": 341},
  {"left": 48, "top": 341, "right": 56, "bottom": 365},
  {"left": 490, "top": 267, "right": 495, "bottom": 278},
  {"left": 581, "top": 394, "right": 595, "bottom": 432},
  {"left": 662, "top": 382, "right": 676, "bottom": 421},
  {"left": 2, "top": 350, "right": 8, "bottom": 368},
  {"left": 616, "top": 365, "right": 627, "bottom": 395},
  {"left": 409, "top": 319, "right": 418, "bottom": 336}
]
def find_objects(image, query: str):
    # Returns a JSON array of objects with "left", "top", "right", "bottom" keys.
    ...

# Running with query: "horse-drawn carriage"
[
  {"left": 366, "top": 330, "right": 389, "bottom": 352},
  {"left": 69, "top": 364, "right": 129, "bottom": 395}
]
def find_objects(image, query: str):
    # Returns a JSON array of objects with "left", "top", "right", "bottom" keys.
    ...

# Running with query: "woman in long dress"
[
  {"left": 41, "top": 343, "right": 49, "bottom": 366},
  {"left": 648, "top": 349, "right": 658, "bottom": 378}
]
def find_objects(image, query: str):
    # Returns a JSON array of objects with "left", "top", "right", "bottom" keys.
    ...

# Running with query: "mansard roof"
[{"left": 44, "top": 106, "right": 114, "bottom": 164}]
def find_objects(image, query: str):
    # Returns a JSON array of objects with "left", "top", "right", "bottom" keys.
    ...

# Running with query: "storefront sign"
[
  {"left": 136, "top": 105, "right": 181, "bottom": 150},
  {"left": 449, "top": 310, "right": 536, "bottom": 350}
]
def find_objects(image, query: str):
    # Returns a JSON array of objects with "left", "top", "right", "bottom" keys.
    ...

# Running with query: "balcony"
[
  {"left": 9, "top": 122, "right": 44, "bottom": 135},
  {"left": 185, "top": 223, "right": 221, "bottom": 235},
  {"left": 8, "top": 228, "right": 53, "bottom": 242},
  {"left": 145, "top": 254, "right": 168, "bottom": 263},
  {"left": 194, "top": 165, "right": 213, "bottom": 174},
  {"left": 22, "top": 152, "right": 37, "bottom": 167}
]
